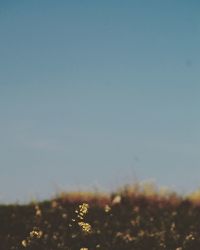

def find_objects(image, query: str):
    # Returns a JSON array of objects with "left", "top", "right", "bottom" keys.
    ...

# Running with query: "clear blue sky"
[{"left": 0, "top": 1, "right": 200, "bottom": 202}]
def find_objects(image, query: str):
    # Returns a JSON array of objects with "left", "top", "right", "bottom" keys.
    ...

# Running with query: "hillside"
[{"left": 1, "top": 186, "right": 200, "bottom": 250}]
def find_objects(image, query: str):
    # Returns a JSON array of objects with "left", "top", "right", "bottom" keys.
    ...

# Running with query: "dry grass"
[{"left": 1, "top": 183, "right": 200, "bottom": 250}]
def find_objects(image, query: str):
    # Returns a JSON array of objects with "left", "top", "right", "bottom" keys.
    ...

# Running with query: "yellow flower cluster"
[
  {"left": 78, "top": 222, "right": 92, "bottom": 233},
  {"left": 74, "top": 203, "right": 92, "bottom": 234},
  {"left": 21, "top": 229, "right": 43, "bottom": 247},
  {"left": 75, "top": 203, "right": 89, "bottom": 220}
]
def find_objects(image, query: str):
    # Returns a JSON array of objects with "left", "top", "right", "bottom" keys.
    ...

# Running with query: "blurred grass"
[{"left": 1, "top": 183, "right": 200, "bottom": 250}]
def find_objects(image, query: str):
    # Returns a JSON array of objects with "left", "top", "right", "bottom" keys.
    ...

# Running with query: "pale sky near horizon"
[{"left": 0, "top": 1, "right": 200, "bottom": 203}]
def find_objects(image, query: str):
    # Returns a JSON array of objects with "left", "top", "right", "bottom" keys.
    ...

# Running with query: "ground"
[{"left": 1, "top": 187, "right": 200, "bottom": 250}]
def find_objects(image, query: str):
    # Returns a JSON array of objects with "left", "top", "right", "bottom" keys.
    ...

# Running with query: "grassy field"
[{"left": 1, "top": 185, "right": 200, "bottom": 250}]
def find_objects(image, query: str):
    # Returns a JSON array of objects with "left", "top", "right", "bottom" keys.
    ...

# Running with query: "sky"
[{"left": 0, "top": 1, "right": 200, "bottom": 203}]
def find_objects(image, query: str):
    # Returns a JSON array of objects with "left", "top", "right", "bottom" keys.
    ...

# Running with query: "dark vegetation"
[{"left": 1, "top": 185, "right": 200, "bottom": 250}]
